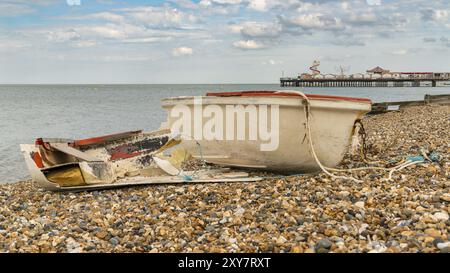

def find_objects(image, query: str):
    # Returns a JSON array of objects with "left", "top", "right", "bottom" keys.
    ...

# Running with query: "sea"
[{"left": 1, "top": 84, "right": 449, "bottom": 183}]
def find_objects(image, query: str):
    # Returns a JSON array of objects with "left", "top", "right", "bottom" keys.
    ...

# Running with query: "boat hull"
[
  {"left": 20, "top": 129, "right": 172, "bottom": 190},
  {"left": 161, "top": 92, "right": 372, "bottom": 174}
]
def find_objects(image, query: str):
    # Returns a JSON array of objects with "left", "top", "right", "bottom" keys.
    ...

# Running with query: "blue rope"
[
  {"left": 181, "top": 174, "right": 193, "bottom": 182},
  {"left": 428, "top": 152, "right": 440, "bottom": 162},
  {"left": 407, "top": 151, "right": 440, "bottom": 163},
  {"left": 406, "top": 155, "right": 425, "bottom": 162}
]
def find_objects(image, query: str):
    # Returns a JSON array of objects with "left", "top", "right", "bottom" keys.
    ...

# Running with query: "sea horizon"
[{"left": 0, "top": 83, "right": 279, "bottom": 86}]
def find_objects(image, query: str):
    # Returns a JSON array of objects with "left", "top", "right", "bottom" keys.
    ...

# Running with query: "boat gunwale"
[
  {"left": 161, "top": 91, "right": 372, "bottom": 105},
  {"left": 161, "top": 95, "right": 372, "bottom": 112},
  {"left": 205, "top": 91, "right": 372, "bottom": 104}
]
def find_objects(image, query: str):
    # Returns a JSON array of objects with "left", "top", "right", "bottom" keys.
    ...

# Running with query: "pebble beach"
[{"left": 0, "top": 104, "right": 448, "bottom": 253}]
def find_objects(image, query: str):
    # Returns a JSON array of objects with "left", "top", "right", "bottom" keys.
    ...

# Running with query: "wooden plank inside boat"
[{"left": 44, "top": 163, "right": 87, "bottom": 187}]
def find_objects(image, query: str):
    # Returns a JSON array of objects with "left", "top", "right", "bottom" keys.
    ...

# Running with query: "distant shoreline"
[{"left": 0, "top": 83, "right": 280, "bottom": 86}]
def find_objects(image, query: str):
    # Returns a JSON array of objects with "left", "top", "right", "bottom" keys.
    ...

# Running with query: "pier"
[
  {"left": 280, "top": 77, "right": 450, "bottom": 88},
  {"left": 280, "top": 63, "right": 450, "bottom": 88}
]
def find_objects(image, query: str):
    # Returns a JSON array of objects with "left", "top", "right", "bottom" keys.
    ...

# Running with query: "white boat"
[
  {"left": 20, "top": 129, "right": 260, "bottom": 191},
  {"left": 161, "top": 90, "right": 372, "bottom": 174}
]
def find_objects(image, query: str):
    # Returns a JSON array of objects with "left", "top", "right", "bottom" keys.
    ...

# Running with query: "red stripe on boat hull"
[
  {"left": 206, "top": 91, "right": 372, "bottom": 104},
  {"left": 110, "top": 151, "right": 142, "bottom": 161},
  {"left": 31, "top": 152, "right": 44, "bottom": 168},
  {"left": 73, "top": 130, "right": 142, "bottom": 146}
]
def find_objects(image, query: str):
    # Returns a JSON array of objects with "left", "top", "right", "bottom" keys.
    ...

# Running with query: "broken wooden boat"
[
  {"left": 161, "top": 90, "right": 372, "bottom": 174},
  {"left": 20, "top": 129, "right": 260, "bottom": 191}
]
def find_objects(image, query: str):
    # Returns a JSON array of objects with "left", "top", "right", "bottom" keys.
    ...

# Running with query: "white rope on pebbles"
[{"left": 383, "top": 160, "right": 424, "bottom": 182}]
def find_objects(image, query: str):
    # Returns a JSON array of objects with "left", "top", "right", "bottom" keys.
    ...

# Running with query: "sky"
[{"left": 0, "top": 0, "right": 449, "bottom": 84}]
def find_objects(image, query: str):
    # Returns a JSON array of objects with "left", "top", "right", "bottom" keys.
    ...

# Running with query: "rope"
[
  {"left": 350, "top": 120, "right": 361, "bottom": 156},
  {"left": 354, "top": 120, "right": 382, "bottom": 165},
  {"left": 383, "top": 160, "right": 424, "bottom": 182},
  {"left": 420, "top": 148, "right": 432, "bottom": 162},
  {"left": 168, "top": 134, "right": 207, "bottom": 182},
  {"left": 183, "top": 140, "right": 207, "bottom": 181},
  {"left": 277, "top": 90, "right": 364, "bottom": 182},
  {"left": 276, "top": 90, "right": 430, "bottom": 183}
]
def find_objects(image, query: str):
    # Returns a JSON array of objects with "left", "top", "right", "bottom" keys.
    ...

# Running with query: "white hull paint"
[{"left": 161, "top": 92, "right": 372, "bottom": 174}]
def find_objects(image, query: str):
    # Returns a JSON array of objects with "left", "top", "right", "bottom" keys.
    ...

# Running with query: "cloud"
[
  {"left": 343, "top": 11, "right": 407, "bottom": 29},
  {"left": 423, "top": 37, "right": 437, "bottom": 43},
  {"left": 35, "top": 20, "right": 208, "bottom": 49},
  {"left": 88, "top": 12, "right": 125, "bottom": 23},
  {"left": 226, "top": 23, "right": 243, "bottom": 33},
  {"left": 123, "top": 37, "right": 173, "bottom": 44},
  {"left": 46, "top": 29, "right": 81, "bottom": 42},
  {"left": 421, "top": 36, "right": 450, "bottom": 48},
  {"left": 420, "top": 9, "right": 435, "bottom": 21},
  {"left": 9, "top": 0, "right": 58, "bottom": 3},
  {"left": 248, "top": 0, "right": 267, "bottom": 12},
  {"left": 438, "top": 37, "right": 450, "bottom": 48},
  {"left": 227, "top": 21, "right": 281, "bottom": 50},
  {"left": 366, "top": 0, "right": 381, "bottom": 5},
  {"left": 321, "top": 54, "right": 355, "bottom": 62},
  {"left": 63, "top": 8, "right": 198, "bottom": 28},
  {"left": 47, "top": 5, "right": 208, "bottom": 48},
  {"left": 198, "top": 0, "right": 241, "bottom": 14},
  {"left": 169, "top": 0, "right": 199, "bottom": 10},
  {"left": 0, "top": 2, "right": 35, "bottom": 16},
  {"left": 420, "top": 8, "right": 449, "bottom": 21},
  {"left": 345, "top": 13, "right": 378, "bottom": 26},
  {"left": 232, "top": 39, "right": 265, "bottom": 49},
  {"left": 206, "top": 0, "right": 243, "bottom": 4},
  {"left": 262, "top": 59, "right": 282, "bottom": 65},
  {"left": 72, "top": 40, "right": 98, "bottom": 48},
  {"left": 88, "top": 25, "right": 130, "bottom": 39},
  {"left": 44, "top": 28, "right": 119, "bottom": 48},
  {"left": 0, "top": 40, "right": 29, "bottom": 50},
  {"left": 388, "top": 48, "right": 423, "bottom": 55},
  {"left": 280, "top": 13, "right": 345, "bottom": 32},
  {"left": 330, "top": 36, "right": 365, "bottom": 47},
  {"left": 434, "top": 9, "right": 449, "bottom": 20},
  {"left": 77, "top": 23, "right": 179, "bottom": 42},
  {"left": 99, "top": 54, "right": 156, "bottom": 62},
  {"left": 440, "top": 37, "right": 450, "bottom": 47},
  {"left": 172, "top": 46, "right": 193, "bottom": 56},
  {"left": 115, "top": 6, "right": 199, "bottom": 28},
  {"left": 391, "top": 49, "right": 408, "bottom": 55},
  {"left": 197, "top": 0, "right": 275, "bottom": 14},
  {"left": 0, "top": 0, "right": 59, "bottom": 16},
  {"left": 240, "top": 21, "right": 281, "bottom": 38}
]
